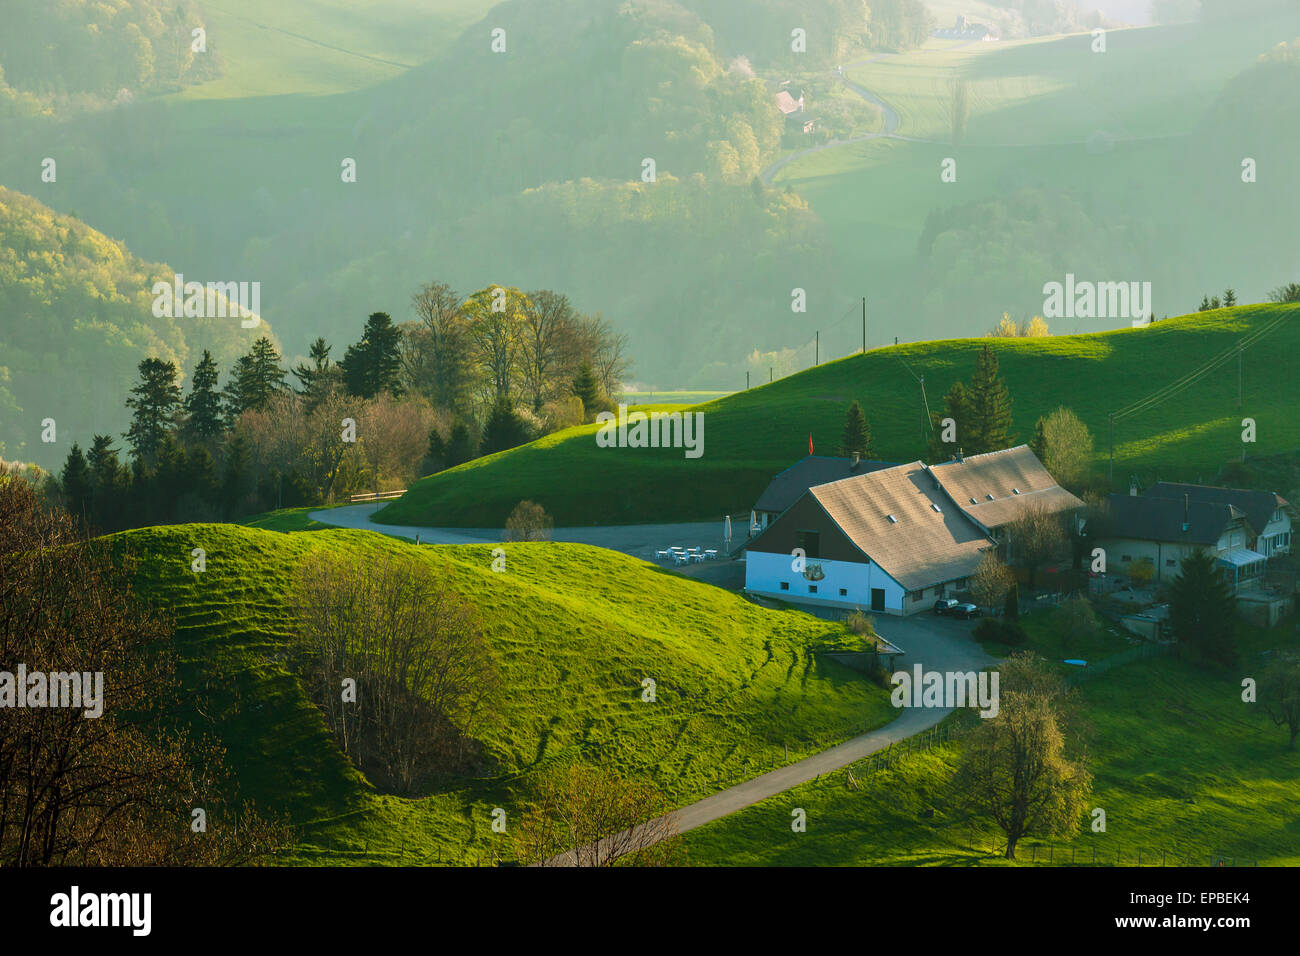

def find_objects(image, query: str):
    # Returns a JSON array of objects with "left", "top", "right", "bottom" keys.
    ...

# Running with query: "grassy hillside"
[
  {"left": 378, "top": 305, "right": 1300, "bottom": 528},
  {"left": 116, "top": 523, "right": 891, "bottom": 863},
  {"left": 686, "top": 631, "right": 1300, "bottom": 865},
  {"left": 774, "top": 14, "right": 1300, "bottom": 347}
]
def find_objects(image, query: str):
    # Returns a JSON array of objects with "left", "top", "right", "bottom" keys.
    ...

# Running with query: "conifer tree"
[
  {"left": 340, "top": 313, "right": 404, "bottom": 399},
  {"left": 572, "top": 361, "right": 602, "bottom": 420},
  {"left": 838, "top": 401, "right": 873, "bottom": 457},
  {"left": 124, "top": 358, "right": 182, "bottom": 464},
  {"left": 965, "top": 344, "right": 1015, "bottom": 454},
  {"left": 184, "top": 349, "right": 224, "bottom": 441}
]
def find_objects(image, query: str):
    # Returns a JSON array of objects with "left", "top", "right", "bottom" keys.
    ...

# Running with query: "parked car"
[
  {"left": 933, "top": 598, "right": 959, "bottom": 615},
  {"left": 951, "top": 603, "right": 982, "bottom": 620}
]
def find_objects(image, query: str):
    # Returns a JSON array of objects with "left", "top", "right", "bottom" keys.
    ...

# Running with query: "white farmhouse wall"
[{"left": 744, "top": 550, "right": 911, "bottom": 614}]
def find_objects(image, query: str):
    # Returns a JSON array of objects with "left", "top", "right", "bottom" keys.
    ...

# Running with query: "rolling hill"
[
  {"left": 377, "top": 305, "right": 1300, "bottom": 528},
  {"left": 686, "top": 642, "right": 1300, "bottom": 865},
  {"left": 115, "top": 522, "right": 891, "bottom": 863}
]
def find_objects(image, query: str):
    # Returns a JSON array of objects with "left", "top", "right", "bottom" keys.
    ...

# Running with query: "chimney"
[
  {"left": 852, "top": 452, "right": 860, "bottom": 471},
  {"left": 1129, "top": 476, "right": 1138, "bottom": 497},
  {"left": 1182, "top": 493, "right": 1190, "bottom": 533},
  {"left": 956, "top": 447, "right": 964, "bottom": 464}
]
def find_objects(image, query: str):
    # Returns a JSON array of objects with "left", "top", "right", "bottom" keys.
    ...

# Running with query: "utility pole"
[
  {"left": 746, "top": 371, "right": 750, "bottom": 390},
  {"left": 1108, "top": 413, "right": 1114, "bottom": 484},
  {"left": 815, "top": 330, "right": 819, "bottom": 366},
  {"left": 769, "top": 366, "right": 773, "bottom": 384},
  {"left": 862, "top": 296, "right": 867, "bottom": 353}
]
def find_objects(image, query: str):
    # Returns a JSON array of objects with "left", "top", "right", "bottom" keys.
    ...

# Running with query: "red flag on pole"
[{"left": 809, "top": 434, "right": 814, "bottom": 455}]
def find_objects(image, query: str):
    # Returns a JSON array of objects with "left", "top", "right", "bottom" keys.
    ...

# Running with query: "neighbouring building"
[
  {"left": 1092, "top": 493, "right": 1261, "bottom": 589},
  {"left": 1142, "top": 482, "right": 1292, "bottom": 558},
  {"left": 750, "top": 454, "right": 896, "bottom": 532}
]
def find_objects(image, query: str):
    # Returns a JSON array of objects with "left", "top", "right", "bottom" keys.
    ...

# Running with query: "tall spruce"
[
  {"left": 572, "top": 361, "right": 601, "bottom": 420},
  {"left": 1170, "top": 550, "right": 1237, "bottom": 668},
  {"left": 60, "top": 442, "right": 93, "bottom": 523},
  {"left": 293, "top": 337, "right": 335, "bottom": 403},
  {"left": 965, "top": 344, "right": 1015, "bottom": 454},
  {"left": 838, "top": 401, "right": 873, "bottom": 457},
  {"left": 184, "top": 349, "right": 224, "bottom": 441},
  {"left": 124, "top": 357, "right": 182, "bottom": 464},
  {"left": 929, "top": 380, "right": 968, "bottom": 461},
  {"left": 340, "top": 312, "right": 404, "bottom": 399}
]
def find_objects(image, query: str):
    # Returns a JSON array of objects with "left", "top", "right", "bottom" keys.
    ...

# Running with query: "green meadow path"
[{"left": 548, "top": 615, "right": 999, "bottom": 864}]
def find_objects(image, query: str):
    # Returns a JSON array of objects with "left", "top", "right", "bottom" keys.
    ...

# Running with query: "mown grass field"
[
  {"left": 379, "top": 305, "right": 1300, "bottom": 528},
  {"left": 685, "top": 631, "right": 1300, "bottom": 865},
  {"left": 115, "top": 523, "right": 892, "bottom": 864},
  {"left": 177, "top": 0, "right": 495, "bottom": 99}
]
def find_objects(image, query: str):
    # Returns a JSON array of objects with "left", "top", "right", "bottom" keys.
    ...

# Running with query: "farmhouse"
[
  {"left": 751, "top": 454, "right": 896, "bottom": 531},
  {"left": 743, "top": 461, "right": 994, "bottom": 615},
  {"left": 775, "top": 85, "right": 805, "bottom": 115},
  {"left": 928, "top": 445, "right": 1085, "bottom": 560}
]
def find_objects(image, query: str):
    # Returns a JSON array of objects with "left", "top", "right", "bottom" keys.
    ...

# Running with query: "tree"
[
  {"left": 965, "top": 344, "right": 1015, "bottom": 454},
  {"left": 514, "top": 763, "right": 684, "bottom": 866},
  {"left": 1030, "top": 406, "right": 1093, "bottom": 488},
  {"left": 1223, "top": 288, "right": 1237, "bottom": 307},
  {"left": 87, "top": 434, "right": 128, "bottom": 530},
  {"left": 59, "top": 442, "right": 92, "bottom": 524},
  {"left": 290, "top": 551, "right": 501, "bottom": 793},
  {"left": 1006, "top": 503, "right": 1067, "bottom": 590},
  {"left": 463, "top": 286, "right": 527, "bottom": 407},
  {"left": 0, "top": 478, "right": 288, "bottom": 865},
  {"left": 124, "top": 357, "right": 181, "bottom": 464},
  {"left": 971, "top": 550, "right": 1014, "bottom": 612},
  {"left": 425, "top": 427, "right": 447, "bottom": 474},
  {"left": 225, "top": 337, "right": 287, "bottom": 419},
  {"left": 953, "top": 653, "right": 1092, "bottom": 859},
  {"left": 183, "top": 349, "right": 224, "bottom": 442},
  {"left": 1023, "top": 316, "right": 1050, "bottom": 337},
  {"left": 1004, "top": 582, "right": 1019, "bottom": 621},
  {"left": 293, "top": 337, "right": 337, "bottom": 405},
  {"left": 838, "top": 401, "right": 873, "bottom": 457},
  {"left": 929, "top": 380, "right": 968, "bottom": 461},
  {"left": 572, "top": 361, "right": 603, "bottom": 421},
  {"left": 1169, "top": 549, "right": 1237, "bottom": 668},
  {"left": 221, "top": 431, "right": 254, "bottom": 517},
  {"left": 990, "top": 313, "right": 1018, "bottom": 337},
  {"left": 1268, "top": 282, "right": 1300, "bottom": 303},
  {"left": 406, "top": 282, "right": 475, "bottom": 417},
  {"left": 481, "top": 400, "right": 531, "bottom": 456},
  {"left": 1260, "top": 654, "right": 1300, "bottom": 751},
  {"left": 341, "top": 312, "right": 404, "bottom": 399},
  {"left": 505, "top": 500, "right": 554, "bottom": 542},
  {"left": 444, "top": 422, "right": 476, "bottom": 468},
  {"left": 520, "top": 289, "right": 579, "bottom": 411}
]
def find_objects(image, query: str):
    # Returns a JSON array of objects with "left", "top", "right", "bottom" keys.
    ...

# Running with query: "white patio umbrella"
[{"left": 750, "top": 509, "right": 760, "bottom": 535}]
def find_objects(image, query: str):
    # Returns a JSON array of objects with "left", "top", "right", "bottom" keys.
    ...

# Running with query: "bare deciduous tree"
[
  {"left": 1261, "top": 653, "right": 1300, "bottom": 751},
  {"left": 291, "top": 551, "right": 501, "bottom": 794},
  {"left": 515, "top": 763, "right": 685, "bottom": 867},
  {"left": 1006, "top": 503, "right": 1068, "bottom": 589},
  {"left": 504, "top": 500, "right": 554, "bottom": 542},
  {"left": 971, "top": 550, "right": 1015, "bottom": 612},
  {"left": 0, "top": 477, "right": 288, "bottom": 865}
]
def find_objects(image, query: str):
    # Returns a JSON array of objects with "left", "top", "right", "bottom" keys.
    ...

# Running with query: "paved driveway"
[{"left": 311, "top": 504, "right": 737, "bottom": 563}]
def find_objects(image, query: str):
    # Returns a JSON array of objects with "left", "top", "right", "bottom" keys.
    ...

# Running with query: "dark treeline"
[{"left": 44, "top": 281, "right": 631, "bottom": 532}]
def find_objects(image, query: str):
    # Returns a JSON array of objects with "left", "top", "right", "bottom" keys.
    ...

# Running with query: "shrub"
[{"left": 973, "top": 617, "right": 1002, "bottom": 643}]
